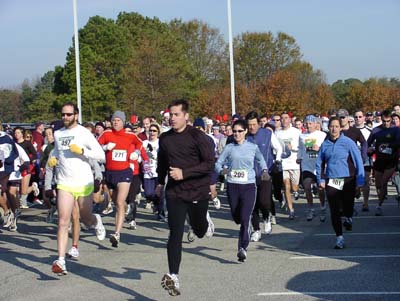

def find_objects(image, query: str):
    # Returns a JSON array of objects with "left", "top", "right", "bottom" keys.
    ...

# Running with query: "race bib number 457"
[{"left": 328, "top": 178, "right": 344, "bottom": 190}]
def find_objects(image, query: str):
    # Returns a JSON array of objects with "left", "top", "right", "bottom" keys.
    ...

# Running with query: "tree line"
[{"left": 1, "top": 12, "right": 399, "bottom": 123}]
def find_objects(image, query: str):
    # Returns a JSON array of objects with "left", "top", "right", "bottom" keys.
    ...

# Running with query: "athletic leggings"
[
  {"left": 326, "top": 177, "right": 355, "bottom": 236},
  {"left": 251, "top": 178, "right": 272, "bottom": 231},
  {"left": 227, "top": 182, "right": 256, "bottom": 251},
  {"left": 166, "top": 198, "right": 209, "bottom": 274},
  {"left": 374, "top": 167, "right": 396, "bottom": 204}
]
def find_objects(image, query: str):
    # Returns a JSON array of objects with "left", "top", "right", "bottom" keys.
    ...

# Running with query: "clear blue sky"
[{"left": 1, "top": 0, "right": 399, "bottom": 88}]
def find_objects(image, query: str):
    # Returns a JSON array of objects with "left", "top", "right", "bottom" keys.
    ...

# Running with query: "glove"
[
  {"left": 94, "top": 179, "right": 101, "bottom": 193},
  {"left": 48, "top": 157, "right": 58, "bottom": 168},
  {"left": 103, "top": 142, "right": 116, "bottom": 151},
  {"left": 130, "top": 150, "right": 141, "bottom": 161},
  {"left": 261, "top": 169, "right": 271, "bottom": 181},
  {"left": 221, "top": 167, "right": 229, "bottom": 175},
  {"left": 69, "top": 144, "right": 83, "bottom": 155}
]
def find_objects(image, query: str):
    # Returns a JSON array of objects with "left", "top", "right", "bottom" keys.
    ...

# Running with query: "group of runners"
[{"left": 1, "top": 100, "right": 399, "bottom": 297}]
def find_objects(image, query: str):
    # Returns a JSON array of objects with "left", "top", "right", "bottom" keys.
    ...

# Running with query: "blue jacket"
[
  {"left": 316, "top": 133, "right": 365, "bottom": 187},
  {"left": 246, "top": 128, "right": 274, "bottom": 176}
]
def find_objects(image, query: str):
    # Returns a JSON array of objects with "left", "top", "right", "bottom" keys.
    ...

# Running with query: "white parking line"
[
  {"left": 257, "top": 291, "right": 400, "bottom": 296},
  {"left": 290, "top": 254, "right": 400, "bottom": 260},
  {"left": 314, "top": 232, "right": 400, "bottom": 236},
  {"left": 354, "top": 215, "right": 400, "bottom": 218}
]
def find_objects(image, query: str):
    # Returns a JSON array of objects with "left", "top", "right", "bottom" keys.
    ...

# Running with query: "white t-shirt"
[
  {"left": 276, "top": 126, "right": 301, "bottom": 170},
  {"left": 298, "top": 130, "right": 327, "bottom": 174},
  {"left": 142, "top": 139, "right": 159, "bottom": 179},
  {"left": 52, "top": 125, "right": 105, "bottom": 187}
]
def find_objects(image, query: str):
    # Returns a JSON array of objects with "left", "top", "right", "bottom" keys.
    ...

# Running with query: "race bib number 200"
[
  {"left": 229, "top": 169, "right": 248, "bottom": 182},
  {"left": 328, "top": 178, "right": 344, "bottom": 190}
]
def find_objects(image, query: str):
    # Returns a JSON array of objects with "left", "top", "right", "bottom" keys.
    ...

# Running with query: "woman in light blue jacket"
[
  {"left": 215, "top": 119, "right": 268, "bottom": 262},
  {"left": 316, "top": 117, "right": 365, "bottom": 249}
]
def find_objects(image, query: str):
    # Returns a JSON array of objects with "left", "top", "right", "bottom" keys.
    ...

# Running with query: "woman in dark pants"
[{"left": 316, "top": 117, "right": 365, "bottom": 249}]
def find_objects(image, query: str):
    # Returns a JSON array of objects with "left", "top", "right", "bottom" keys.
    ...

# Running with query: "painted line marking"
[
  {"left": 354, "top": 215, "right": 400, "bottom": 218},
  {"left": 314, "top": 232, "right": 400, "bottom": 236},
  {"left": 257, "top": 291, "right": 400, "bottom": 296},
  {"left": 290, "top": 254, "right": 400, "bottom": 260}
]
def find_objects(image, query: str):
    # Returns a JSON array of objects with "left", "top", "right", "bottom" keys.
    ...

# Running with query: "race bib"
[
  {"left": 308, "top": 151, "right": 318, "bottom": 159},
  {"left": 59, "top": 136, "right": 74, "bottom": 150},
  {"left": 112, "top": 149, "right": 127, "bottom": 162},
  {"left": 328, "top": 178, "right": 344, "bottom": 190},
  {"left": 229, "top": 169, "right": 248, "bottom": 182}
]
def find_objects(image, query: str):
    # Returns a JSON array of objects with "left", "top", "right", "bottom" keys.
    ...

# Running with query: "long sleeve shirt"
[
  {"left": 215, "top": 140, "right": 267, "bottom": 184},
  {"left": 316, "top": 133, "right": 365, "bottom": 187},
  {"left": 157, "top": 126, "right": 214, "bottom": 202}
]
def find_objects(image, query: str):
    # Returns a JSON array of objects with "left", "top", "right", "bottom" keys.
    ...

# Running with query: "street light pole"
[
  {"left": 72, "top": 0, "right": 82, "bottom": 123},
  {"left": 227, "top": 0, "right": 236, "bottom": 115}
]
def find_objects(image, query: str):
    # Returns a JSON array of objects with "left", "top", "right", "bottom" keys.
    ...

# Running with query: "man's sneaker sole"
[
  {"left": 237, "top": 248, "right": 247, "bottom": 262},
  {"left": 52, "top": 261, "right": 67, "bottom": 275},
  {"left": 110, "top": 235, "right": 119, "bottom": 248},
  {"left": 161, "top": 274, "right": 180, "bottom": 296}
]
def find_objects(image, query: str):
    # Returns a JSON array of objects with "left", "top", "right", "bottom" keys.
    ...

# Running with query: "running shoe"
[
  {"left": 205, "top": 212, "right": 214, "bottom": 238},
  {"left": 20, "top": 200, "right": 29, "bottom": 209},
  {"left": 334, "top": 236, "right": 345, "bottom": 249},
  {"left": 46, "top": 206, "right": 57, "bottom": 223},
  {"left": 32, "top": 182, "right": 40, "bottom": 197},
  {"left": 0, "top": 207, "right": 4, "bottom": 225},
  {"left": 213, "top": 197, "right": 221, "bottom": 210},
  {"left": 187, "top": 229, "right": 195, "bottom": 243},
  {"left": 161, "top": 273, "right": 180, "bottom": 296},
  {"left": 320, "top": 207, "right": 327, "bottom": 222},
  {"left": 237, "top": 248, "right": 247, "bottom": 262},
  {"left": 125, "top": 203, "right": 132, "bottom": 216},
  {"left": 129, "top": 220, "right": 137, "bottom": 230},
  {"left": 9, "top": 214, "right": 17, "bottom": 232},
  {"left": 94, "top": 214, "right": 106, "bottom": 240},
  {"left": 220, "top": 182, "right": 225, "bottom": 192},
  {"left": 110, "top": 233, "right": 120, "bottom": 248},
  {"left": 102, "top": 204, "right": 113, "bottom": 215},
  {"left": 250, "top": 230, "right": 261, "bottom": 242},
  {"left": 145, "top": 202, "right": 152, "bottom": 210},
  {"left": 343, "top": 217, "right": 353, "bottom": 231},
  {"left": 52, "top": 259, "right": 67, "bottom": 275},
  {"left": 306, "top": 209, "right": 315, "bottom": 221},
  {"left": 279, "top": 198, "right": 286, "bottom": 209},
  {"left": 294, "top": 191, "right": 299, "bottom": 200},
  {"left": 375, "top": 206, "right": 383, "bottom": 216},
  {"left": 288, "top": 210, "right": 295, "bottom": 220},
  {"left": 67, "top": 246, "right": 79, "bottom": 259},
  {"left": 263, "top": 218, "right": 272, "bottom": 235},
  {"left": 3, "top": 211, "right": 14, "bottom": 228},
  {"left": 270, "top": 215, "right": 277, "bottom": 225}
]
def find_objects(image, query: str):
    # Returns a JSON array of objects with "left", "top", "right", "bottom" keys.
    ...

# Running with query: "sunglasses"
[
  {"left": 61, "top": 113, "right": 74, "bottom": 117},
  {"left": 233, "top": 130, "right": 245, "bottom": 133},
  {"left": 149, "top": 129, "right": 158, "bottom": 132},
  {"left": 339, "top": 116, "right": 347, "bottom": 119},
  {"left": 382, "top": 119, "right": 392, "bottom": 123}
]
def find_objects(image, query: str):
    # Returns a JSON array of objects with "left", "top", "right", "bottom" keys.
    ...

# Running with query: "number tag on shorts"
[
  {"left": 328, "top": 178, "right": 344, "bottom": 190},
  {"left": 112, "top": 149, "right": 127, "bottom": 161},
  {"left": 229, "top": 169, "right": 248, "bottom": 182}
]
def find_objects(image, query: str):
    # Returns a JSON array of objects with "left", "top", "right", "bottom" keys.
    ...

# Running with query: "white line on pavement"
[
  {"left": 290, "top": 254, "right": 400, "bottom": 260},
  {"left": 354, "top": 215, "right": 400, "bottom": 218},
  {"left": 257, "top": 292, "right": 400, "bottom": 296},
  {"left": 314, "top": 232, "right": 400, "bottom": 236}
]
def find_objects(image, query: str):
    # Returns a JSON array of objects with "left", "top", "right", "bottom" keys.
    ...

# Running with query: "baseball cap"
[{"left": 336, "top": 109, "right": 349, "bottom": 118}]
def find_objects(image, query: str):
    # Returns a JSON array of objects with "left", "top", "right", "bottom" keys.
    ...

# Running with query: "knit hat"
[
  {"left": 112, "top": 111, "right": 126, "bottom": 123},
  {"left": 193, "top": 118, "right": 206, "bottom": 130}
]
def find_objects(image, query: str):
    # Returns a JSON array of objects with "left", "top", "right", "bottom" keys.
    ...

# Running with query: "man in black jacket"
[{"left": 156, "top": 99, "right": 215, "bottom": 297}]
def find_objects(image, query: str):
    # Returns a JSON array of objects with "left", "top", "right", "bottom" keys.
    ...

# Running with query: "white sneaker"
[
  {"left": 3, "top": 210, "right": 14, "bottom": 228},
  {"left": 110, "top": 232, "right": 120, "bottom": 247},
  {"left": 161, "top": 273, "right": 180, "bottom": 296},
  {"left": 205, "top": 211, "right": 214, "bottom": 238},
  {"left": 52, "top": 259, "right": 67, "bottom": 275},
  {"left": 129, "top": 220, "right": 137, "bottom": 230},
  {"left": 187, "top": 229, "right": 195, "bottom": 243},
  {"left": 270, "top": 215, "right": 277, "bottom": 225},
  {"left": 67, "top": 246, "right": 79, "bottom": 259},
  {"left": 102, "top": 204, "right": 113, "bottom": 215},
  {"left": 263, "top": 219, "right": 272, "bottom": 235},
  {"left": 125, "top": 203, "right": 132, "bottom": 216},
  {"left": 334, "top": 235, "right": 345, "bottom": 249},
  {"left": 32, "top": 182, "right": 40, "bottom": 197},
  {"left": 94, "top": 214, "right": 106, "bottom": 240},
  {"left": 213, "top": 197, "right": 221, "bottom": 209},
  {"left": 250, "top": 230, "right": 261, "bottom": 242}
]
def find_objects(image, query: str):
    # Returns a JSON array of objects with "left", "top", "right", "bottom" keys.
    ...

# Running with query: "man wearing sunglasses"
[
  {"left": 49, "top": 102, "right": 106, "bottom": 276},
  {"left": 367, "top": 109, "right": 400, "bottom": 216}
]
